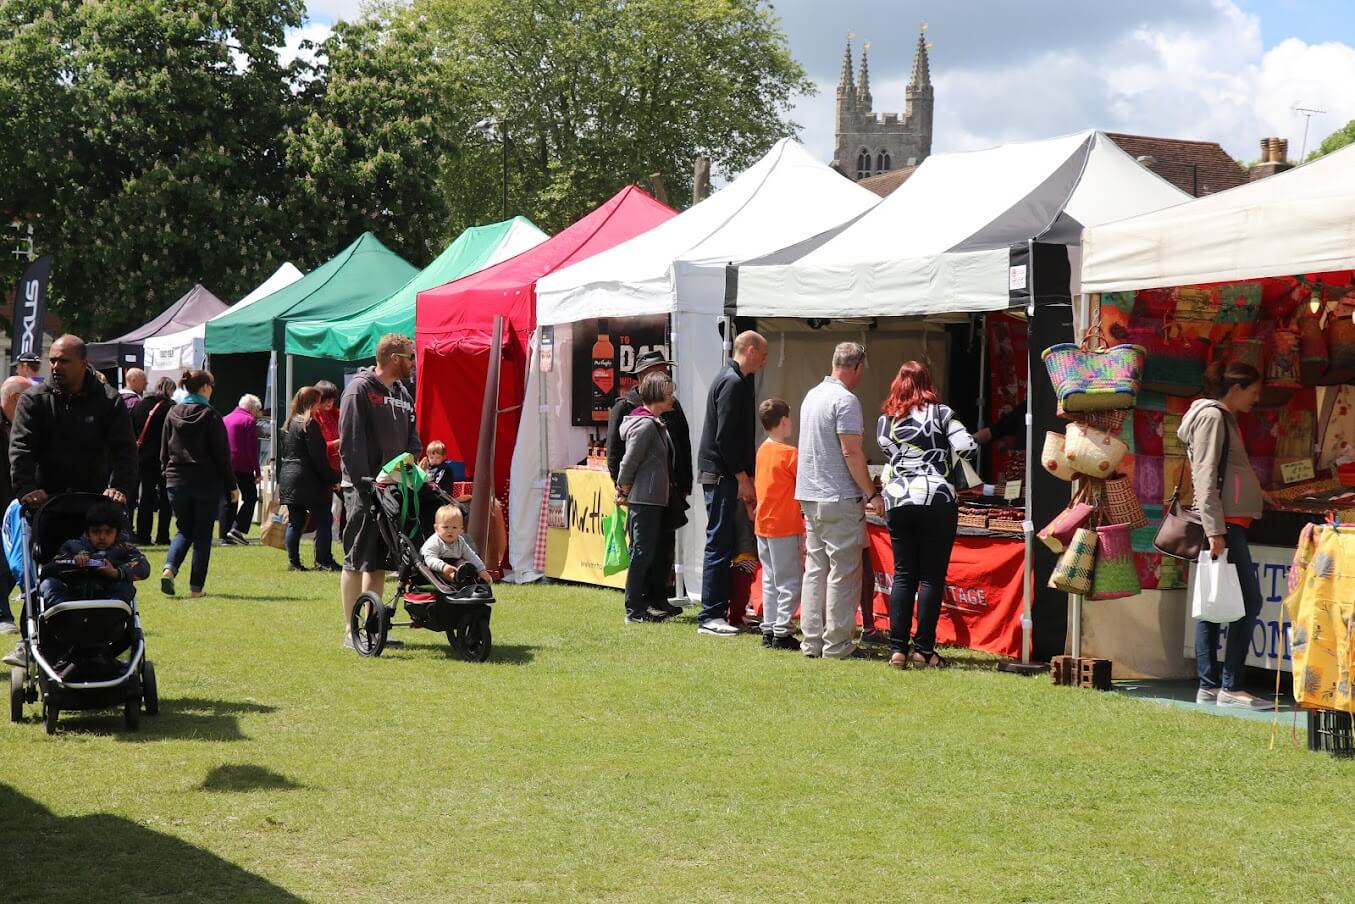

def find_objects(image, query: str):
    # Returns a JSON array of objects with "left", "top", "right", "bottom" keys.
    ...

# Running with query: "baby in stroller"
[
  {"left": 420, "top": 504, "right": 491, "bottom": 586},
  {"left": 39, "top": 500, "right": 150, "bottom": 604}
]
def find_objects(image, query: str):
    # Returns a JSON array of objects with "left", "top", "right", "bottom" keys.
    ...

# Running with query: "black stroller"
[
  {"left": 8, "top": 493, "right": 158, "bottom": 734},
  {"left": 350, "top": 478, "right": 496, "bottom": 661}
]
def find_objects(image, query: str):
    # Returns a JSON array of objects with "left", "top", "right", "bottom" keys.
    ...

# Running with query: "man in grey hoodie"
[{"left": 337, "top": 333, "right": 421, "bottom": 649}]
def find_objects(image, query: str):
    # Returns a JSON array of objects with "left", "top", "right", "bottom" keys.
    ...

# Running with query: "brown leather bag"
[{"left": 1153, "top": 404, "right": 1230, "bottom": 560}]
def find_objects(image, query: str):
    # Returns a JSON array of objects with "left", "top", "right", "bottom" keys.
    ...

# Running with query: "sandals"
[
  {"left": 888, "top": 652, "right": 909, "bottom": 670},
  {"left": 909, "top": 649, "right": 950, "bottom": 670}
]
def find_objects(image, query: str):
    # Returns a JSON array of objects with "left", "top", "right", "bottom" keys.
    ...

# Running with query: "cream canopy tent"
[
  {"left": 511, "top": 138, "right": 880, "bottom": 584},
  {"left": 144, "top": 263, "right": 303, "bottom": 385},
  {"left": 1082, "top": 140, "right": 1355, "bottom": 292}
]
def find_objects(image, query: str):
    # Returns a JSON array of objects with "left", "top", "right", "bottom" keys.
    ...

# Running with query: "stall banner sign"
[
  {"left": 1183, "top": 543, "right": 1293, "bottom": 672},
  {"left": 544, "top": 468, "right": 626, "bottom": 589},
  {"left": 9, "top": 254, "right": 51, "bottom": 361},
  {"left": 570, "top": 315, "right": 669, "bottom": 427}
]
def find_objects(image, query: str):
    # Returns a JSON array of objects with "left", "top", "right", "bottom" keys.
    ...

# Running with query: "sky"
[{"left": 302, "top": 0, "right": 1355, "bottom": 165}]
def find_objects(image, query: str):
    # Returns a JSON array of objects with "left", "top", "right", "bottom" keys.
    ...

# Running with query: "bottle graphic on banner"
[{"left": 591, "top": 318, "right": 615, "bottom": 422}]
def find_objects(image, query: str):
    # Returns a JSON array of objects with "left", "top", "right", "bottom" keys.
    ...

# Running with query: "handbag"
[
  {"left": 260, "top": 499, "right": 287, "bottom": 551},
  {"left": 1089, "top": 522, "right": 1140, "bottom": 600},
  {"left": 135, "top": 400, "right": 166, "bottom": 449},
  {"left": 1063, "top": 422, "right": 1128, "bottom": 477},
  {"left": 1041, "top": 322, "right": 1145, "bottom": 412},
  {"left": 1049, "top": 526, "right": 1098, "bottom": 594},
  {"left": 1190, "top": 549, "right": 1245, "bottom": 623},
  {"left": 1154, "top": 404, "right": 1230, "bottom": 559},
  {"left": 1037, "top": 484, "right": 1094, "bottom": 553},
  {"left": 1102, "top": 475, "right": 1149, "bottom": 529},
  {"left": 1040, "top": 431, "right": 1076, "bottom": 481}
]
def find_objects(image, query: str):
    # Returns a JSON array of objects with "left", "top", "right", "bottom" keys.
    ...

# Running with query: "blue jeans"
[
  {"left": 285, "top": 502, "right": 334, "bottom": 567},
  {"left": 1195, "top": 523, "right": 1265, "bottom": 691},
  {"left": 166, "top": 485, "right": 221, "bottom": 592},
  {"left": 700, "top": 477, "right": 739, "bottom": 623}
]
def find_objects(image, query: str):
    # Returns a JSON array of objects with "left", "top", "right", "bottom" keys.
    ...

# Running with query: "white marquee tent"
[
  {"left": 1082, "top": 140, "right": 1355, "bottom": 293},
  {"left": 510, "top": 138, "right": 881, "bottom": 584},
  {"left": 145, "top": 262, "right": 303, "bottom": 385}
]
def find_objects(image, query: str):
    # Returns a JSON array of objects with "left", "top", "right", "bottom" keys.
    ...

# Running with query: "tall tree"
[
  {"left": 0, "top": 0, "right": 307, "bottom": 336},
  {"left": 1308, "top": 120, "right": 1355, "bottom": 162},
  {"left": 419, "top": 0, "right": 813, "bottom": 230}
]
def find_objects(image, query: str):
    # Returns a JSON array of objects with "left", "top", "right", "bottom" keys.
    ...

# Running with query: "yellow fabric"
[{"left": 1284, "top": 524, "right": 1355, "bottom": 714}]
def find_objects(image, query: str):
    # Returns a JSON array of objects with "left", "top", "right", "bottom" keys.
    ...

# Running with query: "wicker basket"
[{"left": 958, "top": 507, "right": 988, "bottom": 530}]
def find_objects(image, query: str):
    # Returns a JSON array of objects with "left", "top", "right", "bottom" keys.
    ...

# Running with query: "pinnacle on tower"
[
  {"left": 837, "top": 34, "right": 855, "bottom": 95},
  {"left": 910, "top": 25, "right": 932, "bottom": 88},
  {"left": 857, "top": 41, "right": 872, "bottom": 106}
]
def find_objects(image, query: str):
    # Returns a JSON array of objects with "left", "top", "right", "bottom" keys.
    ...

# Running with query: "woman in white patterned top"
[{"left": 876, "top": 361, "right": 978, "bottom": 670}]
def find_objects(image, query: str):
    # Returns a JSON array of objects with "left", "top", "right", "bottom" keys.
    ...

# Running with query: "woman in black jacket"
[
  {"left": 279, "top": 386, "right": 341, "bottom": 571},
  {"left": 160, "top": 370, "right": 237, "bottom": 598},
  {"left": 130, "top": 376, "right": 177, "bottom": 545}
]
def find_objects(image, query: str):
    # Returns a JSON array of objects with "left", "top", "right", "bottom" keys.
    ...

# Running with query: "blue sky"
[{"left": 302, "top": 1, "right": 1355, "bottom": 166}]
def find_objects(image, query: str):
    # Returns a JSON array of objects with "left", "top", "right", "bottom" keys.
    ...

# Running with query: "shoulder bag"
[{"left": 1153, "top": 404, "right": 1230, "bottom": 560}]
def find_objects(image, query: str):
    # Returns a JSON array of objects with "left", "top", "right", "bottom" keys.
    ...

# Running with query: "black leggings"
[{"left": 886, "top": 502, "right": 958, "bottom": 656}]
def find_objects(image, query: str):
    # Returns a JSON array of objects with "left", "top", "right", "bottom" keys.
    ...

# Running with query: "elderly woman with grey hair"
[
  {"left": 130, "top": 376, "right": 179, "bottom": 545},
  {"left": 616, "top": 372, "right": 678, "bottom": 624}
]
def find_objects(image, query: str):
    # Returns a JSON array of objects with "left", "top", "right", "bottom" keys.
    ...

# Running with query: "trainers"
[
  {"left": 0, "top": 620, "right": 17, "bottom": 636},
  {"left": 761, "top": 632, "right": 774, "bottom": 648},
  {"left": 1195, "top": 687, "right": 1219, "bottom": 705},
  {"left": 227, "top": 528, "right": 248, "bottom": 545},
  {"left": 625, "top": 612, "right": 662, "bottom": 624},
  {"left": 697, "top": 618, "right": 739, "bottom": 636},
  {"left": 772, "top": 635, "right": 801, "bottom": 651},
  {"left": 859, "top": 629, "right": 889, "bottom": 646},
  {"left": 313, "top": 561, "right": 342, "bottom": 573},
  {"left": 645, "top": 606, "right": 674, "bottom": 621},
  {"left": 3, "top": 643, "right": 26, "bottom": 668},
  {"left": 287, "top": 563, "right": 309, "bottom": 572},
  {"left": 160, "top": 572, "right": 175, "bottom": 596},
  {"left": 341, "top": 633, "right": 356, "bottom": 651},
  {"left": 1218, "top": 689, "right": 1270, "bottom": 710},
  {"left": 655, "top": 602, "right": 684, "bottom": 618}
]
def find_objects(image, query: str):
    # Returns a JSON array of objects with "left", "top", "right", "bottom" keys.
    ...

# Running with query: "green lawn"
[{"left": 3, "top": 541, "right": 1353, "bottom": 902}]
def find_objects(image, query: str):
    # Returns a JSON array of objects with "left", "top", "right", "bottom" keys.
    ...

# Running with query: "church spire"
[
  {"left": 837, "top": 34, "right": 855, "bottom": 96},
  {"left": 910, "top": 25, "right": 932, "bottom": 88},
  {"left": 857, "top": 41, "right": 872, "bottom": 108}
]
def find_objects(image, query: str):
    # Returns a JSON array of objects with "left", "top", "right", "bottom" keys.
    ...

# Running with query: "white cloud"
[{"left": 280, "top": 22, "right": 332, "bottom": 69}]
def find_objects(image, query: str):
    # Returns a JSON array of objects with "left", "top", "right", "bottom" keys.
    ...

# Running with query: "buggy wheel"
[
  {"left": 124, "top": 677, "right": 141, "bottom": 731},
  {"left": 448, "top": 613, "right": 492, "bottom": 663},
  {"left": 142, "top": 661, "right": 159, "bottom": 715},
  {"left": 43, "top": 701, "right": 58, "bottom": 735},
  {"left": 9, "top": 667, "right": 23, "bottom": 723},
  {"left": 351, "top": 591, "right": 387, "bottom": 657}
]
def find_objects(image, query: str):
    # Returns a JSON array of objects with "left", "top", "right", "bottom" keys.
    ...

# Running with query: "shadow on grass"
[
  {"left": 40, "top": 696, "right": 279, "bottom": 743},
  {"left": 381, "top": 637, "right": 539, "bottom": 665},
  {"left": 0, "top": 783, "right": 306, "bottom": 901},
  {"left": 200, "top": 764, "right": 305, "bottom": 792},
  {"left": 204, "top": 593, "right": 316, "bottom": 603}
]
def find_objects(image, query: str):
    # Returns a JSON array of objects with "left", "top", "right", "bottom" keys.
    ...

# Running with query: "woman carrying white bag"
[{"left": 1179, "top": 361, "right": 1271, "bottom": 710}]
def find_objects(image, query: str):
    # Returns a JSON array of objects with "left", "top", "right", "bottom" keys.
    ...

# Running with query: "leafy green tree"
[
  {"left": 0, "top": 0, "right": 307, "bottom": 336},
  {"left": 1308, "top": 120, "right": 1355, "bottom": 162}
]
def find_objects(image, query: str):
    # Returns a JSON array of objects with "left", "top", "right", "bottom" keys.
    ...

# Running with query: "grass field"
[{"left": 3, "top": 540, "right": 1354, "bottom": 903}]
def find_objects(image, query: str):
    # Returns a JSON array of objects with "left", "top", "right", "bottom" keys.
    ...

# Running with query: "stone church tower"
[{"left": 832, "top": 30, "right": 934, "bottom": 180}]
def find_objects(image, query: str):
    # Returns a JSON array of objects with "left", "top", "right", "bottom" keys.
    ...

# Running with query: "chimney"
[{"left": 1251, "top": 136, "right": 1294, "bottom": 182}]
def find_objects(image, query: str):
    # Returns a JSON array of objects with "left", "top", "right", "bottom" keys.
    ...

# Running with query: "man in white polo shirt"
[{"left": 796, "top": 341, "right": 882, "bottom": 659}]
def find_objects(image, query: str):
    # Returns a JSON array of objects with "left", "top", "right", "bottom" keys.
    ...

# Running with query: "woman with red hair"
[{"left": 876, "top": 360, "right": 977, "bottom": 670}]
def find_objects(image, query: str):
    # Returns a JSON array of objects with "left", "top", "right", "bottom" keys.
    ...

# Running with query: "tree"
[
  {"left": 1308, "top": 120, "right": 1355, "bottom": 162},
  {"left": 0, "top": 0, "right": 308, "bottom": 336},
  {"left": 418, "top": 0, "right": 813, "bottom": 230}
]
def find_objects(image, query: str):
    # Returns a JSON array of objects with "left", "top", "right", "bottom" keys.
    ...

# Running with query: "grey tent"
[{"left": 89, "top": 284, "right": 230, "bottom": 372}]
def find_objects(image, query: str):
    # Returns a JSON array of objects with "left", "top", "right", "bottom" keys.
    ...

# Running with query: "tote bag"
[
  {"left": 602, "top": 505, "right": 630, "bottom": 576},
  {"left": 260, "top": 499, "right": 287, "bottom": 550},
  {"left": 1190, "top": 550, "right": 1245, "bottom": 623}
]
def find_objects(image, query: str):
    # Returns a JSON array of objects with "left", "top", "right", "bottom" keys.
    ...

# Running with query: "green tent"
[
  {"left": 283, "top": 217, "right": 547, "bottom": 362},
  {"left": 204, "top": 232, "right": 418, "bottom": 356}
]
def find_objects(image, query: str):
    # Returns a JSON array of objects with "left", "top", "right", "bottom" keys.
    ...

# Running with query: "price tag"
[
  {"left": 1003, "top": 480, "right": 1022, "bottom": 500},
  {"left": 1280, "top": 459, "right": 1315, "bottom": 485}
]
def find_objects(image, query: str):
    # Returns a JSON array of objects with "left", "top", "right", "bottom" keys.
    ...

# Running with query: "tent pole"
[
  {"left": 669, "top": 317, "right": 686, "bottom": 604},
  {"left": 537, "top": 327, "right": 549, "bottom": 579},
  {"left": 1069, "top": 292, "right": 1093, "bottom": 660},
  {"left": 268, "top": 351, "right": 278, "bottom": 496},
  {"left": 1021, "top": 242, "right": 1035, "bottom": 666}
]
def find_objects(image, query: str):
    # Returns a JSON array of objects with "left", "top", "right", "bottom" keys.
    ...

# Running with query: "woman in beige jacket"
[{"left": 1178, "top": 361, "right": 1270, "bottom": 710}]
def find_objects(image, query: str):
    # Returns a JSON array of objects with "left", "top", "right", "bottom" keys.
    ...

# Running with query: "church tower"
[{"left": 832, "top": 28, "right": 935, "bottom": 181}]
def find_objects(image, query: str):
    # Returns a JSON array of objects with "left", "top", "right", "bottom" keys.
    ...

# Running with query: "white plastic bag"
[{"left": 1191, "top": 550, "right": 1245, "bottom": 623}]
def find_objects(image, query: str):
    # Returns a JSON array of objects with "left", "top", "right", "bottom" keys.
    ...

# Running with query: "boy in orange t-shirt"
[{"left": 755, "top": 398, "right": 805, "bottom": 650}]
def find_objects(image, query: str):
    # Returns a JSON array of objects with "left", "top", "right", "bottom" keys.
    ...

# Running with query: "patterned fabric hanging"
[{"left": 1284, "top": 524, "right": 1355, "bottom": 714}]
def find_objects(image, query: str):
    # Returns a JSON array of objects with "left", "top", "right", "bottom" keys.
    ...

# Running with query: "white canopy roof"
[
  {"left": 1082, "top": 142, "right": 1355, "bottom": 293},
  {"left": 534, "top": 138, "right": 879, "bottom": 325},
  {"left": 734, "top": 130, "right": 1189, "bottom": 317},
  {"left": 145, "top": 262, "right": 303, "bottom": 378}
]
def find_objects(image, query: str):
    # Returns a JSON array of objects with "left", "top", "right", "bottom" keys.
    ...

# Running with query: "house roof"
[
  {"left": 1102, "top": 133, "right": 1247, "bottom": 196},
  {"left": 857, "top": 166, "right": 919, "bottom": 197}
]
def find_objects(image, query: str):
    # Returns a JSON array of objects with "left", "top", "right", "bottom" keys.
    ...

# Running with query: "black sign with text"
[
  {"left": 569, "top": 315, "right": 669, "bottom": 427},
  {"left": 10, "top": 254, "right": 51, "bottom": 363}
]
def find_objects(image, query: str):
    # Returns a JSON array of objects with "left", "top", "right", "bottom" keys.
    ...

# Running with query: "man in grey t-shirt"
[{"left": 795, "top": 341, "right": 883, "bottom": 659}]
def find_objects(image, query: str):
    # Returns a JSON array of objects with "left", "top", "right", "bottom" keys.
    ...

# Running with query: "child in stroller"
[
  {"left": 421, "top": 504, "right": 491, "bottom": 586},
  {"left": 40, "top": 500, "right": 150, "bottom": 605}
]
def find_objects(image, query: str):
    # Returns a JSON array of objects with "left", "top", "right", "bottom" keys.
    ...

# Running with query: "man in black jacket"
[
  {"left": 4, "top": 336, "right": 137, "bottom": 667},
  {"left": 695, "top": 330, "right": 767, "bottom": 636},
  {"left": 606, "top": 349, "right": 691, "bottom": 618}
]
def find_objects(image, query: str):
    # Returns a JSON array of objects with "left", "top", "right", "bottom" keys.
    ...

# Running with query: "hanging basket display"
[
  {"left": 1041, "top": 431, "right": 1076, "bottom": 481},
  {"left": 1063, "top": 423, "right": 1128, "bottom": 477},
  {"left": 1089, "top": 523, "right": 1140, "bottom": 600}
]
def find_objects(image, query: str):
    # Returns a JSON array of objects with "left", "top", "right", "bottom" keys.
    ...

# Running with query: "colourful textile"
[{"left": 1285, "top": 524, "right": 1355, "bottom": 714}]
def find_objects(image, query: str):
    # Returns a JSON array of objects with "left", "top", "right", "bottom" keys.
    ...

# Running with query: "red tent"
[{"left": 414, "top": 186, "right": 675, "bottom": 495}]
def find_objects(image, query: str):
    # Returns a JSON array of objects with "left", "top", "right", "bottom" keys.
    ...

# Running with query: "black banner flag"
[{"left": 10, "top": 254, "right": 51, "bottom": 362}]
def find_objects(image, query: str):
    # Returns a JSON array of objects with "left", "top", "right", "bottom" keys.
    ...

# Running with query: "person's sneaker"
[
  {"left": 761, "top": 632, "right": 774, "bottom": 648},
  {"left": 625, "top": 612, "right": 662, "bottom": 624},
  {"left": 287, "top": 563, "right": 309, "bottom": 572},
  {"left": 645, "top": 606, "right": 674, "bottom": 621},
  {"left": 697, "top": 618, "right": 739, "bottom": 636},
  {"left": 1195, "top": 687, "right": 1219, "bottom": 705},
  {"left": 655, "top": 602, "right": 684, "bottom": 618},
  {"left": 0, "top": 620, "right": 17, "bottom": 636},
  {"left": 3, "top": 643, "right": 26, "bottom": 668},
  {"left": 859, "top": 629, "right": 889, "bottom": 646},
  {"left": 772, "top": 635, "right": 801, "bottom": 651},
  {"left": 313, "top": 562, "right": 342, "bottom": 573},
  {"left": 160, "top": 572, "right": 175, "bottom": 596},
  {"left": 1218, "top": 689, "right": 1270, "bottom": 710},
  {"left": 341, "top": 633, "right": 356, "bottom": 651},
  {"left": 227, "top": 528, "right": 248, "bottom": 545}
]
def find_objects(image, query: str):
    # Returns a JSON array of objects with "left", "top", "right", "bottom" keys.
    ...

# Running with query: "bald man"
[
  {"left": 120, "top": 367, "right": 147, "bottom": 410},
  {"left": 695, "top": 329, "right": 768, "bottom": 636}
]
